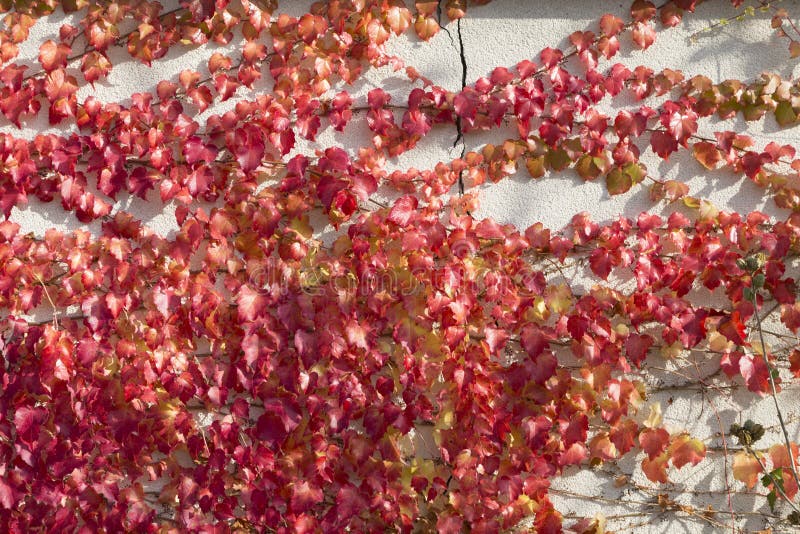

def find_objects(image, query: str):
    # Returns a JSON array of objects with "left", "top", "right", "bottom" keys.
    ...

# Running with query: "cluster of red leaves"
[{"left": 0, "top": 0, "right": 798, "bottom": 532}]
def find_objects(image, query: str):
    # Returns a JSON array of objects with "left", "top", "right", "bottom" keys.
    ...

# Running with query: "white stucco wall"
[{"left": 5, "top": 1, "right": 800, "bottom": 532}]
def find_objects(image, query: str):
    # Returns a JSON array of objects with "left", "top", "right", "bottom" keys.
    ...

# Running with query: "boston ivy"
[{"left": 0, "top": 0, "right": 799, "bottom": 531}]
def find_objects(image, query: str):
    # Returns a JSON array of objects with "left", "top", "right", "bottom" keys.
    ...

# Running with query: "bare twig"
[{"left": 752, "top": 288, "right": 800, "bottom": 495}]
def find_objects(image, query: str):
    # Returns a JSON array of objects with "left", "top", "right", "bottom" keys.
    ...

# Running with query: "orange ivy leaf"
[
  {"left": 385, "top": 6, "right": 412, "bottom": 35},
  {"left": 769, "top": 443, "right": 800, "bottom": 499},
  {"left": 413, "top": 15, "right": 439, "bottom": 40},
  {"left": 642, "top": 452, "right": 669, "bottom": 483},
  {"left": 668, "top": 434, "right": 706, "bottom": 469},
  {"left": 789, "top": 350, "right": 800, "bottom": 377},
  {"left": 733, "top": 451, "right": 763, "bottom": 489},
  {"left": 693, "top": 142, "right": 722, "bottom": 170}
]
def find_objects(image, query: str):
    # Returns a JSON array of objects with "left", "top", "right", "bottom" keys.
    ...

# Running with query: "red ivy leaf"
[
  {"left": 38, "top": 39, "right": 70, "bottom": 71},
  {"left": 625, "top": 333, "right": 653, "bottom": 367},
  {"left": 739, "top": 353, "right": 770, "bottom": 393},
  {"left": 437, "top": 514, "right": 464, "bottom": 534},
  {"left": 650, "top": 130, "right": 678, "bottom": 159},
  {"left": 0, "top": 478, "right": 14, "bottom": 510},
  {"left": 558, "top": 442, "right": 588, "bottom": 467},
  {"left": 290, "top": 481, "right": 324, "bottom": 514},
  {"left": 80, "top": 51, "right": 112, "bottom": 84},
  {"left": 631, "top": 0, "right": 657, "bottom": 22},
  {"left": 44, "top": 68, "right": 78, "bottom": 102},
  {"left": 387, "top": 195, "right": 419, "bottom": 226},
  {"left": 589, "top": 247, "right": 615, "bottom": 279},
  {"left": 639, "top": 428, "right": 670, "bottom": 459},
  {"left": 237, "top": 285, "right": 266, "bottom": 322},
  {"left": 660, "top": 3, "right": 684, "bottom": 27},
  {"left": 599, "top": 14, "right": 625, "bottom": 36},
  {"left": 718, "top": 311, "right": 747, "bottom": 346},
  {"left": 631, "top": 22, "right": 656, "bottom": 49},
  {"left": 233, "top": 126, "right": 265, "bottom": 173}
]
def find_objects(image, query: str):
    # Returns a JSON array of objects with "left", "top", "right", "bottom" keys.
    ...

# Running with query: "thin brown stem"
[{"left": 752, "top": 288, "right": 800, "bottom": 498}]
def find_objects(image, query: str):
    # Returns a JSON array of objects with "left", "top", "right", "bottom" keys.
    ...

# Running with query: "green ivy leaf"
[
  {"left": 623, "top": 162, "right": 646, "bottom": 184},
  {"left": 525, "top": 156, "right": 545, "bottom": 179},
  {"left": 764, "top": 468, "right": 784, "bottom": 487},
  {"left": 575, "top": 154, "right": 602, "bottom": 180},
  {"left": 752, "top": 273, "right": 765, "bottom": 290},
  {"left": 775, "top": 101, "right": 797, "bottom": 127},
  {"left": 545, "top": 148, "right": 571, "bottom": 172},
  {"left": 766, "top": 488, "right": 777, "bottom": 511},
  {"left": 606, "top": 167, "right": 632, "bottom": 195},
  {"left": 743, "top": 287, "right": 754, "bottom": 301}
]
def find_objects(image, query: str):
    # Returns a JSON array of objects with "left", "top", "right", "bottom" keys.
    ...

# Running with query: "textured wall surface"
[{"left": 4, "top": 1, "right": 800, "bottom": 532}]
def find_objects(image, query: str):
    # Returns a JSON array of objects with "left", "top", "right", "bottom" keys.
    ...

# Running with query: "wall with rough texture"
[{"left": 4, "top": 1, "right": 800, "bottom": 532}]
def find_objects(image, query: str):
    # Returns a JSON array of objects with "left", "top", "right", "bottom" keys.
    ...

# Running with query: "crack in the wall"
[
  {"left": 455, "top": 18, "right": 468, "bottom": 92},
  {"left": 436, "top": 1, "right": 455, "bottom": 48},
  {"left": 436, "top": 1, "right": 468, "bottom": 197},
  {"left": 453, "top": 17, "right": 468, "bottom": 195}
]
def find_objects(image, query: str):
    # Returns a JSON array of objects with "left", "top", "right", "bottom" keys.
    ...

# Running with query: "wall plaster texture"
[{"left": 4, "top": 1, "right": 800, "bottom": 532}]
